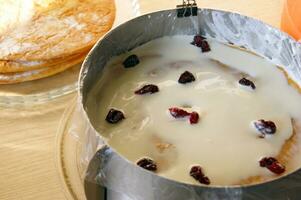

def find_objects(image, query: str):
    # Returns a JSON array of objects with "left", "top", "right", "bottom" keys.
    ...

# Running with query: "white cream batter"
[{"left": 87, "top": 36, "right": 301, "bottom": 186}]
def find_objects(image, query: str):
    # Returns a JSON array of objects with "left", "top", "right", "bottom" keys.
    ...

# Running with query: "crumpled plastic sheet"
[{"left": 74, "top": 8, "right": 301, "bottom": 200}]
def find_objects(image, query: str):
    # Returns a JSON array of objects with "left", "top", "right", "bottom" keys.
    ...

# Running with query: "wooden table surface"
[{"left": 0, "top": 0, "right": 284, "bottom": 199}]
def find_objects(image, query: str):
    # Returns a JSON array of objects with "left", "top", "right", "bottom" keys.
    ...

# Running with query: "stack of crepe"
[{"left": 0, "top": 0, "right": 115, "bottom": 84}]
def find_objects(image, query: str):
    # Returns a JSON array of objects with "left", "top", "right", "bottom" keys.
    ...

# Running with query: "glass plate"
[
  {"left": 0, "top": 0, "right": 140, "bottom": 107},
  {"left": 55, "top": 98, "right": 88, "bottom": 200},
  {"left": 55, "top": 100, "right": 132, "bottom": 200}
]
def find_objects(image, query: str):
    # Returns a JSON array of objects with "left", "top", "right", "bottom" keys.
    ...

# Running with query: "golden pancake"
[
  {"left": 237, "top": 69, "right": 301, "bottom": 186},
  {"left": 0, "top": 51, "right": 88, "bottom": 73},
  {"left": 238, "top": 126, "right": 297, "bottom": 185},
  {"left": 0, "top": 54, "right": 84, "bottom": 84},
  {"left": 243, "top": 69, "right": 301, "bottom": 186},
  {"left": 0, "top": 0, "right": 115, "bottom": 61}
]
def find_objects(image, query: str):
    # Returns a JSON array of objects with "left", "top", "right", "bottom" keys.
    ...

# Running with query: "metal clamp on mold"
[{"left": 176, "top": 0, "right": 198, "bottom": 18}]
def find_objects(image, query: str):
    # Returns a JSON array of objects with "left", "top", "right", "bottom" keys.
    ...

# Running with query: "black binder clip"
[{"left": 177, "top": 0, "right": 198, "bottom": 18}]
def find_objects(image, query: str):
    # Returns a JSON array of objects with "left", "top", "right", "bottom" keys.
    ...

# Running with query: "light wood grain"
[
  {"left": 0, "top": 95, "right": 74, "bottom": 200},
  {"left": 0, "top": 1, "right": 284, "bottom": 199}
]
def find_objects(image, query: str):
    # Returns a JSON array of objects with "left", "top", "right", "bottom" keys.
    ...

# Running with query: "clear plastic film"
[{"left": 71, "top": 8, "right": 301, "bottom": 200}]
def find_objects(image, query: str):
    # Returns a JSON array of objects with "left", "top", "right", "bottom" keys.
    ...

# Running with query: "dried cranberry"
[
  {"left": 267, "top": 162, "right": 285, "bottom": 174},
  {"left": 178, "top": 71, "right": 195, "bottom": 84},
  {"left": 169, "top": 108, "right": 200, "bottom": 124},
  {"left": 191, "top": 35, "right": 211, "bottom": 52},
  {"left": 105, "top": 109, "right": 125, "bottom": 124},
  {"left": 239, "top": 78, "right": 256, "bottom": 89},
  {"left": 123, "top": 54, "right": 140, "bottom": 68},
  {"left": 259, "top": 157, "right": 285, "bottom": 175},
  {"left": 254, "top": 120, "right": 277, "bottom": 136},
  {"left": 191, "top": 35, "right": 206, "bottom": 47},
  {"left": 136, "top": 158, "right": 157, "bottom": 171},
  {"left": 190, "top": 165, "right": 210, "bottom": 185},
  {"left": 135, "top": 84, "right": 159, "bottom": 95},
  {"left": 189, "top": 112, "right": 199, "bottom": 124},
  {"left": 169, "top": 107, "right": 190, "bottom": 118}
]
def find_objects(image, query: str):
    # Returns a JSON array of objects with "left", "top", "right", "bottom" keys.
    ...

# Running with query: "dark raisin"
[
  {"left": 190, "top": 165, "right": 210, "bottom": 185},
  {"left": 259, "top": 157, "right": 285, "bottom": 174},
  {"left": 190, "top": 166, "right": 204, "bottom": 180},
  {"left": 123, "top": 54, "right": 140, "bottom": 68},
  {"left": 200, "top": 176, "right": 211, "bottom": 185},
  {"left": 136, "top": 158, "right": 157, "bottom": 171},
  {"left": 178, "top": 71, "right": 195, "bottom": 84},
  {"left": 259, "top": 157, "right": 277, "bottom": 167},
  {"left": 238, "top": 78, "right": 256, "bottom": 90},
  {"left": 199, "top": 40, "right": 211, "bottom": 52},
  {"left": 191, "top": 35, "right": 211, "bottom": 52},
  {"left": 135, "top": 84, "right": 159, "bottom": 95},
  {"left": 105, "top": 109, "right": 125, "bottom": 124},
  {"left": 189, "top": 112, "right": 199, "bottom": 124},
  {"left": 191, "top": 35, "right": 206, "bottom": 47},
  {"left": 169, "top": 107, "right": 190, "bottom": 118},
  {"left": 254, "top": 120, "right": 276, "bottom": 136}
]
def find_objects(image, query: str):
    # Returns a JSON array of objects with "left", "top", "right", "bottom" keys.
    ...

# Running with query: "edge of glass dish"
[
  {"left": 0, "top": 83, "right": 78, "bottom": 107},
  {"left": 55, "top": 98, "right": 87, "bottom": 200}
]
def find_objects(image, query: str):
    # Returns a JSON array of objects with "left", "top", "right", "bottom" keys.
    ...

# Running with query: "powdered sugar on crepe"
[{"left": 0, "top": 0, "right": 115, "bottom": 61}]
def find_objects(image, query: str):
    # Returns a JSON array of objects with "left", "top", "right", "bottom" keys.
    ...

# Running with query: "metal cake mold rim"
[{"left": 78, "top": 8, "right": 301, "bottom": 199}]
